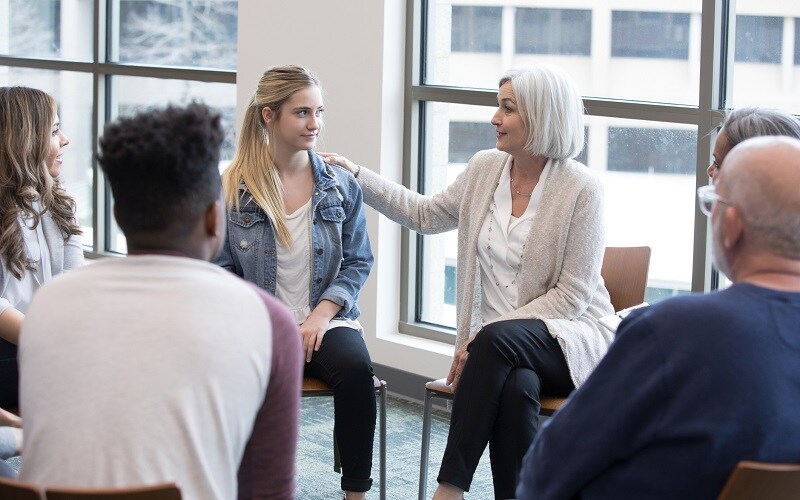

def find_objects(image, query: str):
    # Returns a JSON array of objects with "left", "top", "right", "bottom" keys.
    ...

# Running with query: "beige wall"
[{"left": 237, "top": 0, "right": 457, "bottom": 379}]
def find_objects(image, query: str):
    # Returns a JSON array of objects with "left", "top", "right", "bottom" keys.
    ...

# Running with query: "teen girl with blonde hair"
[{"left": 216, "top": 65, "right": 375, "bottom": 499}]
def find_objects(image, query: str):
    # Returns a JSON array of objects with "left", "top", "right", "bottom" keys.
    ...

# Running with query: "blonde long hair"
[
  {"left": 0, "top": 87, "right": 81, "bottom": 280},
  {"left": 223, "top": 65, "right": 320, "bottom": 247}
]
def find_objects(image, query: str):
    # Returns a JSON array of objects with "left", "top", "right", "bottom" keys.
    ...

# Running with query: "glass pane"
[
  {"left": 418, "top": 104, "right": 697, "bottom": 328},
  {"left": 424, "top": 1, "right": 702, "bottom": 105},
  {"left": 418, "top": 103, "right": 495, "bottom": 328},
  {"left": 0, "top": 67, "right": 95, "bottom": 246},
  {"left": 106, "top": 76, "right": 236, "bottom": 253},
  {"left": 0, "top": 0, "right": 94, "bottom": 60},
  {"left": 111, "top": 0, "right": 237, "bottom": 70},
  {"left": 730, "top": 2, "right": 800, "bottom": 113},
  {"left": 591, "top": 116, "right": 697, "bottom": 302}
]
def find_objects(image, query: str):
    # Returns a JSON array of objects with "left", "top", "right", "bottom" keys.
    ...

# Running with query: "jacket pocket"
[
  {"left": 318, "top": 206, "right": 346, "bottom": 223},
  {"left": 228, "top": 210, "right": 265, "bottom": 253}
]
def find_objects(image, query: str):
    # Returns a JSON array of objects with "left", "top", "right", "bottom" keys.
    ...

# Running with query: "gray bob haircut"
[
  {"left": 499, "top": 65, "right": 585, "bottom": 160},
  {"left": 721, "top": 107, "right": 800, "bottom": 150}
]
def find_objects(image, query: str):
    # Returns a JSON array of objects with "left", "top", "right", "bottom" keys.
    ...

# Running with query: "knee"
[
  {"left": 471, "top": 321, "right": 511, "bottom": 351},
  {"left": 337, "top": 356, "right": 374, "bottom": 383},
  {"left": 502, "top": 369, "right": 540, "bottom": 402}
]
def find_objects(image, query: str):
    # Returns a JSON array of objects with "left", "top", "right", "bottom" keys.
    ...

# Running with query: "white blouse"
[
  {"left": 477, "top": 157, "right": 551, "bottom": 322},
  {"left": 2, "top": 202, "right": 53, "bottom": 314}
]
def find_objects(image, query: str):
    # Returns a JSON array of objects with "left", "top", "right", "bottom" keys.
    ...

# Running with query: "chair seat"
[
  {"left": 302, "top": 375, "right": 384, "bottom": 395},
  {"left": 424, "top": 378, "right": 566, "bottom": 413}
]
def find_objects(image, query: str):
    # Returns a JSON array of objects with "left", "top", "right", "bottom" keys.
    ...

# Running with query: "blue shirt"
[
  {"left": 517, "top": 283, "right": 800, "bottom": 500},
  {"left": 215, "top": 150, "right": 373, "bottom": 320}
]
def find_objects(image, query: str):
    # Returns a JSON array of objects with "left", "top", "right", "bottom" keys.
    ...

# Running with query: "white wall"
[{"left": 238, "top": 0, "right": 455, "bottom": 379}]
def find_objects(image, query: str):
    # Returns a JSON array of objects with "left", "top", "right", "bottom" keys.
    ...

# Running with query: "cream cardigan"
[{"left": 357, "top": 149, "right": 614, "bottom": 386}]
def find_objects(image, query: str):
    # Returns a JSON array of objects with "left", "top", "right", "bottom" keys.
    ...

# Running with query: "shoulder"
[
  {"left": 550, "top": 158, "right": 602, "bottom": 191},
  {"left": 311, "top": 151, "right": 362, "bottom": 194},
  {"left": 244, "top": 282, "right": 295, "bottom": 326},
  {"left": 616, "top": 291, "right": 729, "bottom": 343},
  {"left": 468, "top": 148, "right": 508, "bottom": 167}
]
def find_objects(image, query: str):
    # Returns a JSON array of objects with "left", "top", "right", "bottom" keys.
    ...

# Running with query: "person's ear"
[
  {"left": 261, "top": 107, "right": 274, "bottom": 127},
  {"left": 204, "top": 199, "right": 224, "bottom": 238},
  {"left": 722, "top": 206, "right": 744, "bottom": 249}
]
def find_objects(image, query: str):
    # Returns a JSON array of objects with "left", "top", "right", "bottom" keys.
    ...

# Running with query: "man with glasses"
[{"left": 516, "top": 135, "right": 800, "bottom": 500}]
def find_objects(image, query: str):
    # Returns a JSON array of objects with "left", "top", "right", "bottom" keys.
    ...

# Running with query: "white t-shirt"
[
  {"left": 19, "top": 256, "right": 275, "bottom": 499},
  {"left": 477, "top": 157, "right": 551, "bottom": 322},
  {"left": 275, "top": 200, "right": 361, "bottom": 332}
]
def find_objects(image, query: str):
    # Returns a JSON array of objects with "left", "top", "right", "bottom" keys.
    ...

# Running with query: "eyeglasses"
[{"left": 697, "top": 184, "right": 734, "bottom": 216}]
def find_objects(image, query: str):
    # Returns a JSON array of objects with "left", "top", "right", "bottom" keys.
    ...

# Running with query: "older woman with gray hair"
[
  {"left": 323, "top": 64, "right": 614, "bottom": 499},
  {"left": 709, "top": 107, "right": 800, "bottom": 182}
]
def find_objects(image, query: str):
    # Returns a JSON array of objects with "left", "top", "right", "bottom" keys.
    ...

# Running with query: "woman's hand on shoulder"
[{"left": 318, "top": 151, "right": 361, "bottom": 177}]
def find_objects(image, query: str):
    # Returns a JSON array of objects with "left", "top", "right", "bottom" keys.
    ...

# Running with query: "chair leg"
[
  {"left": 418, "top": 389, "right": 434, "bottom": 500},
  {"left": 379, "top": 381, "right": 387, "bottom": 500}
]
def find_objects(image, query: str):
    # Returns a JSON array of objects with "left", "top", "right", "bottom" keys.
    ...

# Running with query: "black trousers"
[
  {"left": 437, "top": 319, "right": 574, "bottom": 499},
  {"left": 0, "top": 339, "right": 18, "bottom": 409},
  {"left": 304, "top": 326, "right": 376, "bottom": 492}
]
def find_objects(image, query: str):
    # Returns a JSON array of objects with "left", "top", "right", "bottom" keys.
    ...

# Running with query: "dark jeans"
[
  {"left": 0, "top": 339, "right": 18, "bottom": 409},
  {"left": 437, "top": 319, "right": 574, "bottom": 499},
  {"left": 305, "top": 326, "right": 376, "bottom": 492}
]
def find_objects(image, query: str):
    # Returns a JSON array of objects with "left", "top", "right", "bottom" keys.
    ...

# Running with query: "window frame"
[
  {"left": 399, "top": 0, "right": 729, "bottom": 344},
  {"left": 0, "top": 0, "right": 236, "bottom": 258}
]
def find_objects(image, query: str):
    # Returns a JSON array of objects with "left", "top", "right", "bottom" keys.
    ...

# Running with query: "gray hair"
[
  {"left": 722, "top": 107, "right": 800, "bottom": 149},
  {"left": 499, "top": 65, "right": 584, "bottom": 160}
]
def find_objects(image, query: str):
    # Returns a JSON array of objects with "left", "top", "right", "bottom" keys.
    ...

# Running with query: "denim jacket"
[{"left": 215, "top": 150, "right": 373, "bottom": 320}]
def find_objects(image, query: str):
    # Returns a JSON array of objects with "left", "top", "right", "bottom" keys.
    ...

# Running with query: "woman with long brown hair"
[{"left": 0, "top": 86, "right": 84, "bottom": 410}]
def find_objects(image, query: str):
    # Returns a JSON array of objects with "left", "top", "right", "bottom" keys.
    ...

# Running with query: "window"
[
  {"left": 611, "top": 11, "right": 691, "bottom": 59},
  {"left": 444, "top": 263, "right": 456, "bottom": 305},
  {"left": 607, "top": 127, "right": 696, "bottom": 175},
  {"left": 515, "top": 8, "right": 592, "bottom": 56},
  {"left": 405, "top": 0, "right": 798, "bottom": 341},
  {"left": 448, "top": 121, "right": 496, "bottom": 163},
  {"left": 0, "top": 0, "right": 237, "bottom": 254},
  {"left": 735, "top": 15, "right": 782, "bottom": 64},
  {"left": 451, "top": 6, "right": 502, "bottom": 53}
]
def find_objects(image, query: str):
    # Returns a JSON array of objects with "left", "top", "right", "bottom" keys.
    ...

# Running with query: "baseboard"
[{"left": 373, "top": 363, "right": 450, "bottom": 409}]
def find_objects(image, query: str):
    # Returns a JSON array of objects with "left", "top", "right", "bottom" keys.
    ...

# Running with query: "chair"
[
  {"left": 0, "top": 476, "right": 42, "bottom": 500},
  {"left": 45, "top": 483, "right": 181, "bottom": 499},
  {"left": 717, "top": 461, "right": 800, "bottom": 500},
  {"left": 302, "top": 375, "right": 387, "bottom": 500},
  {"left": 417, "top": 246, "right": 651, "bottom": 499}
]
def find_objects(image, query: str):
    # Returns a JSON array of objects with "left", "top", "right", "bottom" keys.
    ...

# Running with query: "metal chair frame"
[{"left": 302, "top": 376, "right": 387, "bottom": 500}]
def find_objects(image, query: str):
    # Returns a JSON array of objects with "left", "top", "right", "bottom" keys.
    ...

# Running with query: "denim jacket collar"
[{"left": 237, "top": 150, "right": 338, "bottom": 196}]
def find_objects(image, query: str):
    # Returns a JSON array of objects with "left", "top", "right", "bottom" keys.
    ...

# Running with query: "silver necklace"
[
  {"left": 485, "top": 201, "right": 525, "bottom": 288},
  {"left": 510, "top": 168, "right": 538, "bottom": 197}
]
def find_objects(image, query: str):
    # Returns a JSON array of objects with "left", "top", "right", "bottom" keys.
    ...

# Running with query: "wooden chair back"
[
  {"left": 717, "top": 461, "right": 800, "bottom": 500},
  {"left": 45, "top": 483, "right": 181, "bottom": 500},
  {"left": 601, "top": 246, "right": 651, "bottom": 312},
  {"left": 0, "top": 476, "right": 42, "bottom": 500}
]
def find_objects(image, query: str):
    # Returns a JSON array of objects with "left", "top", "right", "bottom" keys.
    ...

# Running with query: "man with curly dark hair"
[{"left": 18, "top": 103, "right": 302, "bottom": 499}]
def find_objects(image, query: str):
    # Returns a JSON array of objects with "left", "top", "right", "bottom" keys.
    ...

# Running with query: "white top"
[
  {"left": 276, "top": 200, "right": 361, "bottom": 332},
  {"left": 19, "top": 256, "right": 274, "bottom": 499},
  {"left": 477, "top": 157, "right": 551, "bottom": 322},
  {"left": 3, "top": 202, "right": 53, "bottom": 313},
  {"left": 276, "top": 200, "right": 313, "bottom": 324}
]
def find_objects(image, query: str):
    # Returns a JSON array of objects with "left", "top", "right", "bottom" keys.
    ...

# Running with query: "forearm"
[
  {"left": 309, "top": 299, "right": 342, "bottom": 324},
  {"left": 0, "top": 308, "right": 23, "bottom": 345}
]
